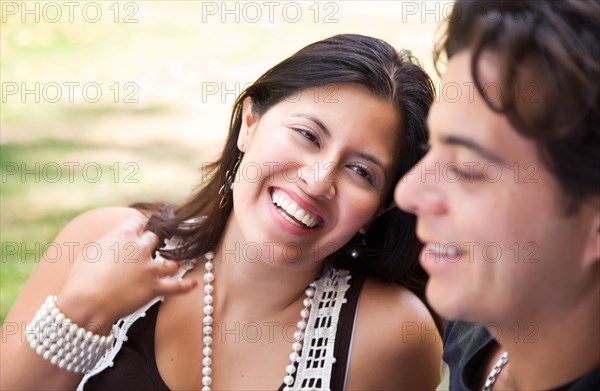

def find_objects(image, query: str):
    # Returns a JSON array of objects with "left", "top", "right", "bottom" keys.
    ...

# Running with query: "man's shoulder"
[{"left": 442, "top": 320, "right": 494, "bottom": 391}]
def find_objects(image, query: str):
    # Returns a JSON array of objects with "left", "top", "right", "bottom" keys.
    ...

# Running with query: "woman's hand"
[{"left": 55, "top": 216, "right": 197, "bottom": 333}]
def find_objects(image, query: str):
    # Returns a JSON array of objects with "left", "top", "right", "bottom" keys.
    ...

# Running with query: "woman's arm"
[
  {"left": 0, "top": 207, "right": 196, "bottom": 390},
  {"left": 347, "top": 279, "right": 442, "bottom": 390}
]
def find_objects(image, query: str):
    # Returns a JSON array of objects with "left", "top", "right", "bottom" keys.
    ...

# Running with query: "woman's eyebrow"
[
  {"left": 355, "top": 152, "right": 387, "bottom": 179},
  {"left": 292, "top": 113, "right": 331, "bottom": 138}
]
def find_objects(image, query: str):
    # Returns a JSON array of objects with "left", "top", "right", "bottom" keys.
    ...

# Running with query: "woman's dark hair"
[
  {"left": 435, "top": 0, "right": 599, "bottom": 210},
  {"left": 133, "top": 34, "right": 434, "bottom": 300}
]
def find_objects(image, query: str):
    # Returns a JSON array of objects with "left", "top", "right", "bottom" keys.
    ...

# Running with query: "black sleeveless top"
[{"left": 83, "top": 274, "right": 366, "bottom": 391}]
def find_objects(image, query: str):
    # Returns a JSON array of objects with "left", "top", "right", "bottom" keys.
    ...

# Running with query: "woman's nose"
[{"left": 297, "top": 162, "right": 336, "bottom": 200}]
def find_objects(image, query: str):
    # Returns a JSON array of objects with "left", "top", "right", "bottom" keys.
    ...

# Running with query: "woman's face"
[
  {"left": 394, "top": 50, "right": 597, "bottom": 324},
  {"left": 230, "top": 83, "right": 399, "bottom": 269}
]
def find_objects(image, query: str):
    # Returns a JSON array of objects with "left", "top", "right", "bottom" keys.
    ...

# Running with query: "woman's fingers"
[
  {"left": 139, "top": 230, "right": 160, "bottom": 255},
  {"left": 155, "top": 278, "right": 198, "bottom": 296},
  {"left": 154, "top": 259, "right": 180, "bottom": 278},
  {"left": 112, "top": 216, "right": 159, "bottom": 261},
  {"left": 150, "top": 254, "right": 197, "bottom": 296},
  {"left": 118, "top": 215, "right": 148, "bottom": 236}
]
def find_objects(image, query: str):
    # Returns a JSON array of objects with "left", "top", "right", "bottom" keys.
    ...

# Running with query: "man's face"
[{"left": 394, "top": 50, "right": 596, "bottom": 324}]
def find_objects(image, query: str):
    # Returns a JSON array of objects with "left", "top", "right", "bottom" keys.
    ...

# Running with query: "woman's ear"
[{"left": 237, "top": 97, "right": 258, "bottom": 152}]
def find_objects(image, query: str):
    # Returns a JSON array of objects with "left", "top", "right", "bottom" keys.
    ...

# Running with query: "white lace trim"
[
  {"left": 293, "top": 268, "right": 351, "bottom": 391},
  {"left": 77, "top": 247, "right": 351, "bottom": 391}
]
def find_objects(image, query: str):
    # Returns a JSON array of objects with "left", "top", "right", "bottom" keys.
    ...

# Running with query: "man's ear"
[
  {"left": 582, "top": 199, "right": 600, "bottom": 268},
  {"left": 237, "top": 97, "right": 258, "bottom": 152}
]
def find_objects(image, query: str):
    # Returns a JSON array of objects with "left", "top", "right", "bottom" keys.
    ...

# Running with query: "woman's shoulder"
[
  {"left": 360, "top": 277, "right": 435, "bottom": 326},
  {"left": 40, "top": 206, "right": 147, "bottom": 275},
  {"left": 22, "top": 206, "right": 144, "bottom": 282},
  {"left": 357, "top": 277, "right": 441, "bottom": 355},
  {"left": 345, "top": 277, "right": 442, "bottom": 390},
  {"left": 61, "top": 206, "right": 144, "bottom": 238}
]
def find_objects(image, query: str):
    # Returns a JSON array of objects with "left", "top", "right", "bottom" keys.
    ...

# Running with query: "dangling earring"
[
  {"left": 351, "top": 229, "right": 367, "bottom": 259},
  {"left": 219, "top": 152, "right": 243, "bottom": 208}
]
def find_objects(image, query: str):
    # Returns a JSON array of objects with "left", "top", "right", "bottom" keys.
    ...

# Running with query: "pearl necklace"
[
  {"left": 200, "top": 252, "right": 317, "bottom": 391},
  {"left": 482, "top": 351, "right": 509, "bottom": 391}
]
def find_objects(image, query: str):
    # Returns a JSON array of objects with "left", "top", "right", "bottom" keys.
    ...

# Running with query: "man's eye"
[{"left": 448, "top": 164, "right": 485, "bottom": 182}]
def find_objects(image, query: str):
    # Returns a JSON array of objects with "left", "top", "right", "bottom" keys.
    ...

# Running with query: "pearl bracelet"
[{"left": 25, "top": 295, "right": 115, "bottom": 374}]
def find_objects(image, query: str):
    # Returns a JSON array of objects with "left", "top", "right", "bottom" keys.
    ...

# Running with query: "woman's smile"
[{"left": 270, "top": 188, "right": 323, "bottom": 229}]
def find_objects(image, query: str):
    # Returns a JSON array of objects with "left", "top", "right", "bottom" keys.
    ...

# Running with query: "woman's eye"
[
  {"left": 294, "top": 128, "right": 320, "bottom": 147},
  {"left": 349, "top": 164, "right": 376, "bottom": 186}
]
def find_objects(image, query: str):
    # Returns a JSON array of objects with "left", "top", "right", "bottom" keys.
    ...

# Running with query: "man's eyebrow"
[
  {"left": 441, "top": 134, "right": 505, "bottom": 164},
  {"left": 293, "top": 114, "right": 331, "bottom": 138}
]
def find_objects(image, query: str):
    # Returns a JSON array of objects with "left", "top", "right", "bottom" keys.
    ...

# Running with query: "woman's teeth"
[{"left": 271, "top": 190, "right": 319, "bottom": 228}]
